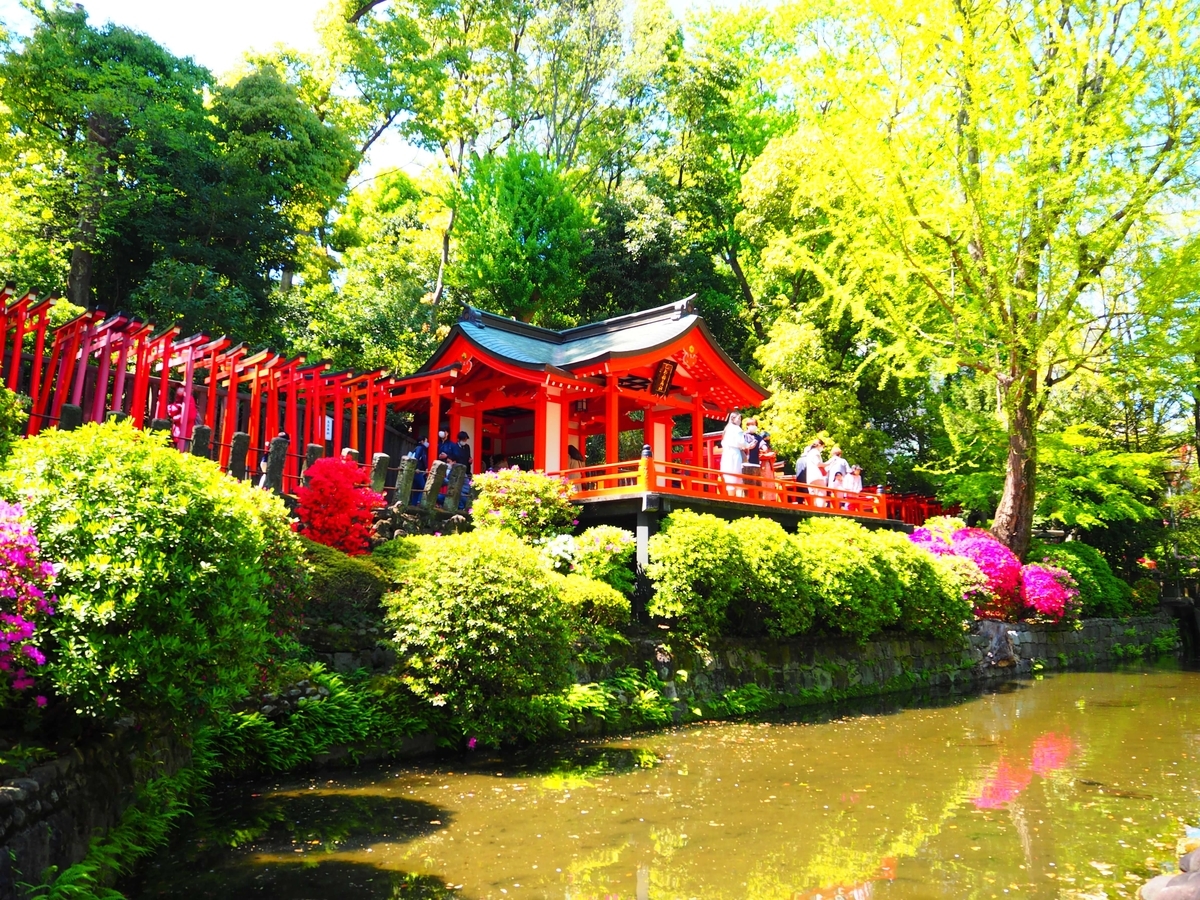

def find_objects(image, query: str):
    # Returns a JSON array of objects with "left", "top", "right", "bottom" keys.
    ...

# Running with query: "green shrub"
[
  {"left": 873, "top": 529, "right": 972, "bottom": 640},
  {"left": 1028, "top": 539, "right": 1133, "bottom": 617},
  {"left": 1131, "top": 577, "right": 1161, "bottom": 611},
  {"left": 791, "top": 518, "right": 901, "bottom": 641},
  {"left": 0, "top": 422, "right": 304, "bottom": 721},
  {"left": 557, "top": 573, "right": 631, "bottom": 629},
  {"left": 300, "top": 537, "right": 388, "bottom": 618},
  {"left": 368, "top": 536, "right": 421, "bottom": 581},
  {"left": 731, "top": 516, "right": 814, "bottom": 638},
  {"left": 645, "top": 510, "right": 743, "bottom": 638},
  {"left": 0, "top": 386, "right": 28, "bottom": 464},
  {"left": 472, "top": 468, "right": 576, "bottom": 540},
  {"left": 382, "top": 532, "right": 573, "bottom": 741},
  {"left": 572, "top": 525, "right": 636, "bottom": 595}
]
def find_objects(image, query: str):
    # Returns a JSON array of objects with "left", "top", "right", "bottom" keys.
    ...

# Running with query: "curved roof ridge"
[{"left": 458, "top": 296, "right": 696, "bottom": 346}]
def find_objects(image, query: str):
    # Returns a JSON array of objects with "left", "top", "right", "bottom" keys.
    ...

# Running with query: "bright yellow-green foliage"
[
  {"left": 734, "top": 516, "right": 814, "bottom": 638},
  {"left": 645, "top": 510, "right": 744, "bottom": 638},
  {"left": 872, "top": 530, "right": 973, "bottom": 640},
  {"left": 746, "top": 0, "right": 1200, "bottom": 554},
  {"left": 556, "top": 573, "right": 631, "bottom": 629},
  {"left": 382, "top": 532, "right": 574, "bottom": 734},
  {"left": 0, "top": 386, "right": 28, "bottom": 465},
  {"left": 299, "top": 536, "right": 389, "bottom": 617},
  {"left": 0, "top": 421, "right": 305, "bottom": 721},
  {"left": 572, "top": 525, "right": 636, "bottom": 595},
  {"left": 791, "top": 518, "right": 901, "bottom": 641}
]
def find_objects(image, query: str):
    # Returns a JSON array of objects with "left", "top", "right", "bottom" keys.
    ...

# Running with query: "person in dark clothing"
[
  {"left": 455, "top": 431, "right": 472, "bottom": 470},
  {"left": 409, "top": 435, "right": 430, "bottom": 505},
  {"left": 436, "top": 429, "right": 458, "bottom": 465}
]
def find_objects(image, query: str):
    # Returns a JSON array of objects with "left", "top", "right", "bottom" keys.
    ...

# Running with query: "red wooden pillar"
[
  {"left": 605, "top": 375, "right": 619, "bottom": 464},
  {"left": 25, "top": 302, "right": 52, "bottom": 430},
  {"left": 533, "top": 388, "right": 547, "bottom": 472},
  {"left": 426, "top": 378, "right": 440, "bottom": 448},
  {"left": 691, "top": 394, "right": 704, "bottom": 468},
  {"left": 374, "top": 391, "right": 387, "bottom": 457},
  {"left": 70, "top": 323, "right": 94, "bottom": 407}
]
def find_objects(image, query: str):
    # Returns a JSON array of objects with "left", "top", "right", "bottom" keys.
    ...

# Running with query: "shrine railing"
[{"left": 557, "top": 458, "right": 888, "bottom": 520}]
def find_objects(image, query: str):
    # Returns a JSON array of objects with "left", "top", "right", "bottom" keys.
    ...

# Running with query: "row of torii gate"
[{"left": 0, "top": 286, "right": 402, "bottom": 491}]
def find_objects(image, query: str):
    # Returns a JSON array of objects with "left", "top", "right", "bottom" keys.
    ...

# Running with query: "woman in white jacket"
[{"left": 720, "top": 411, "right": 753, "bottom": 496}]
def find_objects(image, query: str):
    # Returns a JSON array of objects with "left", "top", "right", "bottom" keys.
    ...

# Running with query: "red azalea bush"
[
  {"left": 1019, "top": 563, "right": 1080, "bottom": 622},
  {"left": 294, "top": 457, "right": 385, "bottom": 555}
]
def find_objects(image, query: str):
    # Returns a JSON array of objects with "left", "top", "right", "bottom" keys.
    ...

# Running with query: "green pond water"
[{"left": 132, "top": 664, "right": 1200, "bottom": 900}]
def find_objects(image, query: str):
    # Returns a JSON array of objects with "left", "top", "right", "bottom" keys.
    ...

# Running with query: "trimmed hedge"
[
  {"left": 734, "top": 516, "right": 814, "bottom": 638},
  {"left": 300, "top": 537, "right": 389, "bottom": 618},
  {"left": 645, "top": 510, "right": 743, "bottom": 638}
]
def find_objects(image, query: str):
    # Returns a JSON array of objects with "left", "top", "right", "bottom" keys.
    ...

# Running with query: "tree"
[
  {"left": 0, "top": 6, "right": 353, "bottom": 341},
  {"left": 447, "top": 151, "right": 592, "bottom": 325},
  {"left": 755, "top": 0, "right": 1200, "bottom": 557}
]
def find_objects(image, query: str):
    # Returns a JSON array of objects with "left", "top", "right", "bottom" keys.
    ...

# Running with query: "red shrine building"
[{"left": 386, "top": 298, "right": 767, "bottom": 474}]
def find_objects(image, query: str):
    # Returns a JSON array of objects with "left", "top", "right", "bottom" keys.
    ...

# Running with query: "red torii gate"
[{"left": 0, "top": 285, "right": 403, "bottom": 489}]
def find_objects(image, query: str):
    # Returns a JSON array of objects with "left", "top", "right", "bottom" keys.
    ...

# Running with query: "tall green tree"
[
  {"left": 754, "top": 0, "right": 1200, "bottom": 556},
  {"left": 448, "top": 151, "right": 593, "bottom": 325}
]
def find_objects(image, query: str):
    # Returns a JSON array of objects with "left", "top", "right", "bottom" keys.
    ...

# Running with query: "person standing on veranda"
[
  {"left": 720, "top": 411, "right": 754, "bottom": 497},
  {"left": 799, "top": 438, "right": 827, "bottom": 506},
  {"left": 824, "top": 446, "right": 850, "bottom": 509}
]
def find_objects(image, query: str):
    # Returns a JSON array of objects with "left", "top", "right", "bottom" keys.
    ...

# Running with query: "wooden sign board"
[{"left": 650, "top": 359, "right": 677, "bottom": 396}]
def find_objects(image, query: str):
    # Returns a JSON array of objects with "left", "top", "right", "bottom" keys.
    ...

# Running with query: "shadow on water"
[
  {"left": 132, "top": 859, "right": 467, "bottom": 900},
  {"left": 126, "top": 792, "right": 463, "bottom": 900}
]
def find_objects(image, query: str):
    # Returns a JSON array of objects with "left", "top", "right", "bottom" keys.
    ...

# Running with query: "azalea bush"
[
  {"left": 572, "top": 525, "right": 636, "bottom": 595},
  {"left": 873, "top": 529, "right": 972, "bottom": 640},
  {"left": 294, "top": 456, "right": 385, "bottom": 556},
  {"left": 0, "top": 500, "right": 55, "bottom": 707},
  {"left": 948, "top": 529, "right": 1023, "bottom": 620},
  {"left": 0, "top": 421, "right": 305, "bottom": 722},
  {"left": 1019, "top": 563, "right": 1080, "bottom": 623},
  {"left": 556, "top": 572, "right": 631, "bottom": 633},
  {"left": 472, "top": 468, "right": 576, "bottom": 541}
]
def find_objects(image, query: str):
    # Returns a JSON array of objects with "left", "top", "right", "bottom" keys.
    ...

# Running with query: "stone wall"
[
  {"left": 0, "top": 726, "right": 190, "bottom": 900},
  {"left": 590, "top": 613, "right": 1178, "bottom": 719}
]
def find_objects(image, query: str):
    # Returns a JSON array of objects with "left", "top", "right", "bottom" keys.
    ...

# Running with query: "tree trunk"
[
  {"left": 67, "top": 238, "right": 94, "bottom": 308},
  {"left": 991, "top": 374, "right": 1038, "bottom": 560}
]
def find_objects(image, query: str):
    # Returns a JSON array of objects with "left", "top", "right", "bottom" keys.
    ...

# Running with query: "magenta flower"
[{"left": 1020, "top": 563, "right": 1079, "bottom": 622}]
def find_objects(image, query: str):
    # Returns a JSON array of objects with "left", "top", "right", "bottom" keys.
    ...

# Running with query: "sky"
[
  {"left": 0, "top": 0, "right": 430, "bottom": 179},
  {"left": 0, "top": 0, "right": 329, "bottom": 75}
]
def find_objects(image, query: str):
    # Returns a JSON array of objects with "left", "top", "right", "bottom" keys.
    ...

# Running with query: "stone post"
[
  {"left": 265, "top": 435, "right": 289, "bottom": 494},
  {"left": 396, "top": 458, "right": 417, "bottom": 507},
  {"left": 229, "top": 432, "right": 251, "bottom": 481},
  {"left": 105, "top": 410, "right": 129, "bottom": 424},
  {"left": 303, "top": 443, "right": 324, "bottom": 486},
  {"left": 341, "top": 447, "right": 360, "bottom": 463},
  {"left": 149, "top": 417, "right": 172, "bottom": 433},
  {"left": 189, "top": 424, "right": 212, "bottom": 459},
  {"left": 58, "top": 404, "right": 83, "bottom": 431},
  {"left": 421, "top": 460, "right": 447, "bottom": 512},
  {"left": 370, "top": 452, "right": 390, "bottom": 494},
  {"left": 445, "top": 463, "right": 467, "bottom": 510}
]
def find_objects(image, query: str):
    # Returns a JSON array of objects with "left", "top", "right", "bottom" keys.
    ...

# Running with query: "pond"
[{"left": 132, "top": 663, "right": 1200, "bottom": 899}]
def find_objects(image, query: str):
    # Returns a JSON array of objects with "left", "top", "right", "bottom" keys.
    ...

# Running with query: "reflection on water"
[{"left": 132, "top": 662, "right": 1200, "bottom": 899}]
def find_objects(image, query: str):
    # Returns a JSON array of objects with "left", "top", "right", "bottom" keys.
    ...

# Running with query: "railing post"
[
  {"left": 190, "top": 424, "right": 212, "bottom": 459},
  {"left": 303, "top": 443, "right": 324, "bottom": 487},
  {"left": 341, "top": 447, "right": 360, "bottom": 463},
  {"left": 422, "top": 460, "right": 447, "bottom": 511},
  {"left": 445, "top": 462, "right": 467, "bottom": 511},
  {"left": 396, "top": 458, "right": 417, "bottom": 507},
  {"left": 229, "top": 432, "right": 250, "bottom": 481},
  {"left": 58, "top": 404, "right": 83, "bottom": 431},
  {"left": 265, "top": 435, "right": 289, "bottom": 494},
  {"left": 639, "top": 444, "right": 652, "bottom": 493},
  {"left": 104, "top": 410, "right": 128, "bottom": 424},
  {"left": 370, "top": 452, "right": 390, "bottom": 494}
]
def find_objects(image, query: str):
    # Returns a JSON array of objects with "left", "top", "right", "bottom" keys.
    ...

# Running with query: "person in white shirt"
[
  {"left": 720, "top": 411, "right": 753, "bottom": 496},
  {"left": 825, "top": 446, "right": 850, "bottom": 487},
  {"left": 799, "top": 438, "right": 826, "bottom": 506},
  {"left": 844, "top": 464, "right": 863, "bottom": 493}
]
